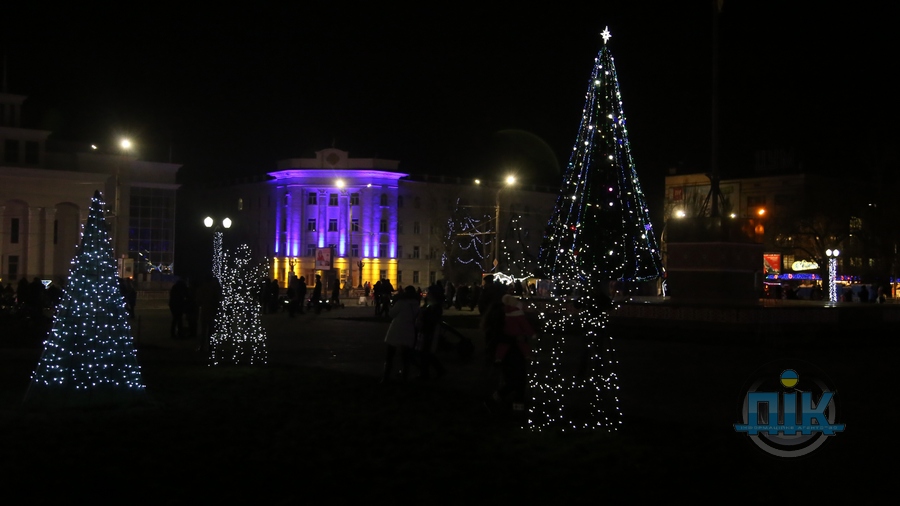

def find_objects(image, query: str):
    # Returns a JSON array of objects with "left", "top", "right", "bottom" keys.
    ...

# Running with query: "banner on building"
[
  {"left": 763, "top": 253, "right": 781, "bottom": 275},
  {"left": 315, "top": 248, "right": 333, "bottom": 270}
]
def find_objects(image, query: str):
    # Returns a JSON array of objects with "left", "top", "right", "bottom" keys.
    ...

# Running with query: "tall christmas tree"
[
  {"left": 25, "top": 190, "right": 146, "bottom": 407},
  {"left": 528, "top": 28, "right": 661, "bottom": 432}
]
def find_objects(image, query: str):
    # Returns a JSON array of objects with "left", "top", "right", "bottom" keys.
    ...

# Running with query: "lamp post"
[
  {"left": 204, "top": 216, "right": 232, "bottom": 281},
  {"left": 826, "top": 248, "right": 840, "bottom": 303},
  {"left": 113, "top": 138, "right": 132, "bottom": 258},
  {"left": 492, "top": 175, "right": 516, "bottom": 272}
]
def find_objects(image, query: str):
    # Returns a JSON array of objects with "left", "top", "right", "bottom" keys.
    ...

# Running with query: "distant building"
[
  {"left": 187, "top": 148, "right": 557, "bottom": 290},
  {"left": 662, "top": 169, "right": 888, "bottom": 288},
  {"left": 0, "top": 91, "right": 180, "bottom": 284}
]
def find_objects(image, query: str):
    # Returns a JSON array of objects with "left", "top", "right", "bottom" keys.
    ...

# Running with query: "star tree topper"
[{"left": 601, "top": 26, "right": 611, "bottom": 44}]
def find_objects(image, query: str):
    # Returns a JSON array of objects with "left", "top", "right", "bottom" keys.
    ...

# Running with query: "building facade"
[
  {"left": 662, "top": 170, "right": 892, "bottom": 294},
  {"left": 198, "top": 148, "right": 557, "bottom": 291},
  {"left": 0, "top": 91, "right": 180, "bottom": 285}
]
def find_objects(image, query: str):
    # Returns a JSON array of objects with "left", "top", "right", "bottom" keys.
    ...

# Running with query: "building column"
[
  {"left": 0, "top": 205, "right": 5, "bottom": 280},
  {"left": 42, "top": 207, "right": 57, "bottom": 279},
  {"left": 27, "top": 206, "right": 42, "bottom": 279}
]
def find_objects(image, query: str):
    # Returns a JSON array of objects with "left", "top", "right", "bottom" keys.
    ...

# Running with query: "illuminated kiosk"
[{"left": 665, "top": 216, "right": 764, "bottom": 303}]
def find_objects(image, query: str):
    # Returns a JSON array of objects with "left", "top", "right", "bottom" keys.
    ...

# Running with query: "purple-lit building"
[{"left": 213, "top": 148, "right": 557, "bottom": 291}]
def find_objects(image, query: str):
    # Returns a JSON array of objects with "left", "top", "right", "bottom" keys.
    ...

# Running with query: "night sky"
[{"left": 3, "top": 3, "right": 896, "bottom": 197}]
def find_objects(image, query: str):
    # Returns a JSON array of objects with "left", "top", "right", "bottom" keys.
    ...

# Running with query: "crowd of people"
[{"left": 379, "top": 274, "right": 538, "bottom": 414}]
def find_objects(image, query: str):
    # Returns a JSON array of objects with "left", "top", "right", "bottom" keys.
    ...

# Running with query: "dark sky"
[{"left": 3, "top": 3, "right": 897, "bottom": 193}]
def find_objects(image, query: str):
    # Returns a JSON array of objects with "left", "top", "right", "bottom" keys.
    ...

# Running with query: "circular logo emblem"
[{"left": 734, "top": 359, "right": 845, "bottom": 458}]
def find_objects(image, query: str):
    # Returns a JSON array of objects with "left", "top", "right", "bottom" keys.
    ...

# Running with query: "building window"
[
  {"left": 4, "top": 139, "right": 19, "bottom": 163},
  {"left": 380, "top": 220, "right": 387, "bottom": 233},
  {"left": 380, "top": 269, "right": 387, "bottom": 281},
  {"left": 397, "top": 245, "right": 403, "bottom": 258},
  {"left": 351, "top": 219, "right": 359, "bottom": 232},
  {"left": 53, "top": 220, "right": 58, "bottom": 245},
  {"left": 307, "top": 219, "right": 316, "bottom": 231},
  {"left": 747, "top": 196, "right": 766, "bottom": 207},
  {"left": 351, "top": 244, "right": 359, "bottom": 257},
  {"left": 413, "top": 271, "right": 420, "bottom": 284},
  {"left": 397, "top": 271, "right": 402, "bottom": 283},
  {"left": 8, "top": 255, "right": 19, "bottom": 280},
  {"left": 328, "top": 219, "right": 338, "bottom": 232},
  {"left": 397, "top": 195, "right": 404, "bottom": 208},
  {"left": 237, "top": 198, "right": 243, "bottom": 211},
  {"left": 429, "top": 271, "right": 436, "bottom": 285},
  {"left": 329, "top": 193, "right": 338, "bottom": 206},
  {"left": 397, "top": 222, "right": 404, "bottom": 234},
  {"left": 413, "top": 221, "right": 420, "bottom": 234},
  {"left": 306, "top": 244, "right": 317, "bottom": 257},
  {"left": 350, "top": 192, "right": 359, "bottom": 206},
  {"left": 378, "top": 244, "right": 388, "bottom": 258},
  {"left": 412, "top": 246, "right": 420, "bottom": 259},
  {"left": 380, "top": 194, "right": 388, "bottom": 206},
  {"left": 127, "top": 187, "right": 176, "bottom": 274},
  {"left": 10, "top": 218, "right": 19, "bottom": 243},
  {"left": 24, "top": 141, "right": 39, "bottom": 164},
  {"left": 308, "top": 192, "right": 318, "bottom": 205}
]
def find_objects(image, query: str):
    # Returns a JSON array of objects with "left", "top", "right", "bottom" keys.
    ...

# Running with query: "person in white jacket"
[{"left": 381, "top": 285, "right": 419, "bottom": 383}]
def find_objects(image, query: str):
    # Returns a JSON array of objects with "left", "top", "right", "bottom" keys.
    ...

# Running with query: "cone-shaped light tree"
[
  {"left": 25, "top": 190, "right": 146, "bottom": 407},
  {"left": 528, "top": 28, "right": 662, "bottom": 432}
]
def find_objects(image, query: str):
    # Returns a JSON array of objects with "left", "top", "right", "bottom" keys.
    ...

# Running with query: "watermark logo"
[{"left": 734, "top": 360, "right": 845, "bottom": 457}]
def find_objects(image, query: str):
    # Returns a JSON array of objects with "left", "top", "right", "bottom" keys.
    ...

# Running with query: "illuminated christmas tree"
[
  {"left": 528, "top": 28, "right": 661, "bottom": 431},
  {"left": 499, "top": 213, "right": 539, "bottom": 281},
  {"left": 442, "top": 199, "right": 492, "bottom": 283},
  {"left": 208, "top": 244, "right": 268, "bottom": 366},
  {"left": 25, "top": 190, "right": 146, "bottom": 407}
]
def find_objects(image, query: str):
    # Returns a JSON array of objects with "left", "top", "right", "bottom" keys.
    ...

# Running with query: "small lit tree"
[{"left": 25, "top": 190, "right": 146, "bottom": 407}]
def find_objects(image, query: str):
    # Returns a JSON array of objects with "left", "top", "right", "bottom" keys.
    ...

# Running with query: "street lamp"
[
  {"left": 204, "top": 216, "right": 232, "bottom": 281},
  {"left": 826, "top": 248, "right": 840, "bottom": 303},
  {"left": 113, "top": 138, "right": 132, "bottom": 258},
  {"left": 491, "top": 175, "right": 516, "bottom": 272}
]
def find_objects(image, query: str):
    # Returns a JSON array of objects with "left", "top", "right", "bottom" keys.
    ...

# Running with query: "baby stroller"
[{"left": 437, "top": 321, "right": 474, "bottom": 359}]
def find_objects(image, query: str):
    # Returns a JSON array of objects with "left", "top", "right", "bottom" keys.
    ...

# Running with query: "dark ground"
[{"left": 0, "top": 299, "right": 895, "bottom": 503}]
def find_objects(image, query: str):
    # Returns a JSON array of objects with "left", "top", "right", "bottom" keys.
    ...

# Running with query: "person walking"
[
  {"left": 489, "top": 294, "right": 537, "bottom": 413},
  {"left": 296, "top": 276, "right": 307, "bottom": 314},
  {"left": 312, "top": 274, "right": 323, "bottom": 314},
  {"left": 185, "top": 277, "right": 199, "bottom": 337},
  {"left": 331, "top": 281, "right": 341, "bottom": 307},
  {"left": 168, "top": 278, "right": 189, "bottom": 339},
  {"left": 372, "top": 280, "right": 383, "bottom": 315},
  {"left": 287, "top": 273, "right": 300, "bottom": 317},
  {"left": 415, "top": 285, "right": 446, "bottom": 381},
  {"left": 380, "top": 278, "right": 395, "bottom": 317},
  {"left": 381, "top": 286, "right": 420, "bottom": 383}
]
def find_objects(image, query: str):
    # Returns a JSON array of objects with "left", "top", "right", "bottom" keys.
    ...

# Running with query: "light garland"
[
  {"left": 26, "top": 190, "right": 146, "bottom": 406},
  {"left": 208, "top": 244, "right": 269, "bottom": 366}
]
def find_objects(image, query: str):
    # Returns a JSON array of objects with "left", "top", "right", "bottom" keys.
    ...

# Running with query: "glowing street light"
[
  {"left": 492, "top": 175, "right": 517, "bottom": 271},
  {"left": 205, "top": 216, "right": 232, "bottom": 281},
  {"left": 826, "top": 248, "right": 840, "bottom": 303}
]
